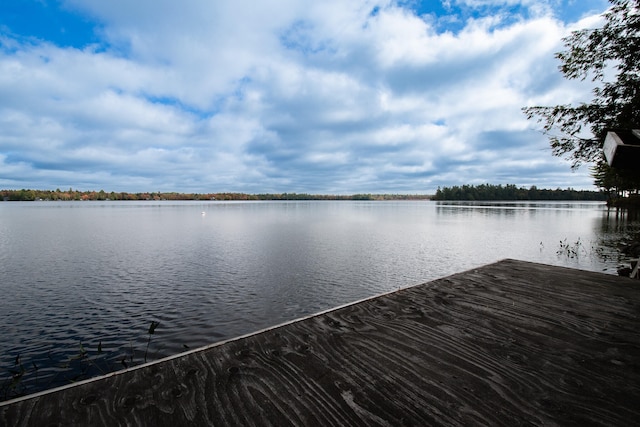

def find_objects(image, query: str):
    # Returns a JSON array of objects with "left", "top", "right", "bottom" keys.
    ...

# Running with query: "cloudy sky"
[{"left": 0, "top": 0, "right": 609, "bottom": 194}]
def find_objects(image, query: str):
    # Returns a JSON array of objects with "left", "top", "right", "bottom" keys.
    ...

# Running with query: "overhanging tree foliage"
[{"left": 523, "top": 0, "right": 640, "bottom": 190}]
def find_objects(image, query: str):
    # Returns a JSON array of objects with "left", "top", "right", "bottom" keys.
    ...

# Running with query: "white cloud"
[{"left": 0, "top": 0, "right": 609, "bottom": 192}]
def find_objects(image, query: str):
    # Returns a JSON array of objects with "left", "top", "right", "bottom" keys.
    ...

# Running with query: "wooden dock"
[{"left": 2, "top": 259, "right": 640, "bottom": 426}]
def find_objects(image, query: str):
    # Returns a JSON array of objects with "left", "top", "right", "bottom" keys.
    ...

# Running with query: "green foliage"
[
  {"left": 523, "top": 0, "right": 640, "bottom": 190},
  {"left": 432, "top": 184, "right": 607, "bottom": 201},
  {"left": 5, "top": 189, "right": 37, "bottom": 201}
]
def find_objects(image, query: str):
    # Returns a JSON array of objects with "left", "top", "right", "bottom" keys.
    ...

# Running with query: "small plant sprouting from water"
[
  {"left": 543, "top": 236, "right": 619, "bottom": 265},
  {"left": 63, "top": 342, "right": 108, "bottom": 383},
  {"left": 2, "top": 320, "right": 164, "bottom": 401},
  {"left": 2, "top": 355, "right": 43, "bottom": 400},
  {"left": 556, "top": 237, "right": 613, "bottom": 260},
  {"left": 556, "top": 237, "right": 588, "bottom": 258},
  {"left": 5, "top": 355, "right": 26, "bottom": 399},
  {"left": 144, "top": 321, "right": 160, "bottom": 363}
]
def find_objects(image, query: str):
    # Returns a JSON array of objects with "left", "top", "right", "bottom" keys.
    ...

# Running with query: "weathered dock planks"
[{"left": 2, "top": 259, "right": 640, "bottom": 426}]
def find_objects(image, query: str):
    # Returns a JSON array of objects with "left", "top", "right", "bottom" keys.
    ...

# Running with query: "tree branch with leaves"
[{"left": 523, "top": 0, "right": 640, "bottom": 187}]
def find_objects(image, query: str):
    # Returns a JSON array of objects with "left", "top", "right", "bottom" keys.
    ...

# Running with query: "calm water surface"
[{"left": 1, "top": 200, "right": 638, "bottom": 398}]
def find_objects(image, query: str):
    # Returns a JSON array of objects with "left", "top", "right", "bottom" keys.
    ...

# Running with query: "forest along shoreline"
[{"left": 1, "top": 184, "right": 608, "bottom": 202}]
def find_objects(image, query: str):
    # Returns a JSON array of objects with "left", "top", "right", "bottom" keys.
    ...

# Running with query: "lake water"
[{"left": 1, "top": 200, "right": 639, "bottom": 399}]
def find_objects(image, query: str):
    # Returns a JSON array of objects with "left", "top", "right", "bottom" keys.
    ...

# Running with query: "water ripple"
[{"left": 0, "top": 200, "right": 636, "bottom": 399}]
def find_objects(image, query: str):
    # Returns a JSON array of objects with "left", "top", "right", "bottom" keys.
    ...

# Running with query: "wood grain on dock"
[{"left": 2, "top": 259, "right": 640, "bottom": 426}]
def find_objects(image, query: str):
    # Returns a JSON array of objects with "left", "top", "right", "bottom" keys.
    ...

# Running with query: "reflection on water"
[
  {"left": 596, "top": 208, "right": 640, "bottom": 261},
  {"left": 598, "top": 207, "right": 640, "bottom": 233},
  {"left": 0, "top": 200, "right": 638, "bottom": 399}
]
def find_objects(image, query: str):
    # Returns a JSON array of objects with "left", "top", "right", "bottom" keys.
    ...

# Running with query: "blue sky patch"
[{"left": 0, "top": 0, "right": 100, "bottom": 48}]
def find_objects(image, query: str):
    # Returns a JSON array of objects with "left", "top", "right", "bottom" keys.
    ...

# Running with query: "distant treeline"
[
  {"left": 0, "top": 189, "right": 432, "bottom": 202},
  {"left": 432, "top": 184, "right": 607, "bottom": 201}
]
